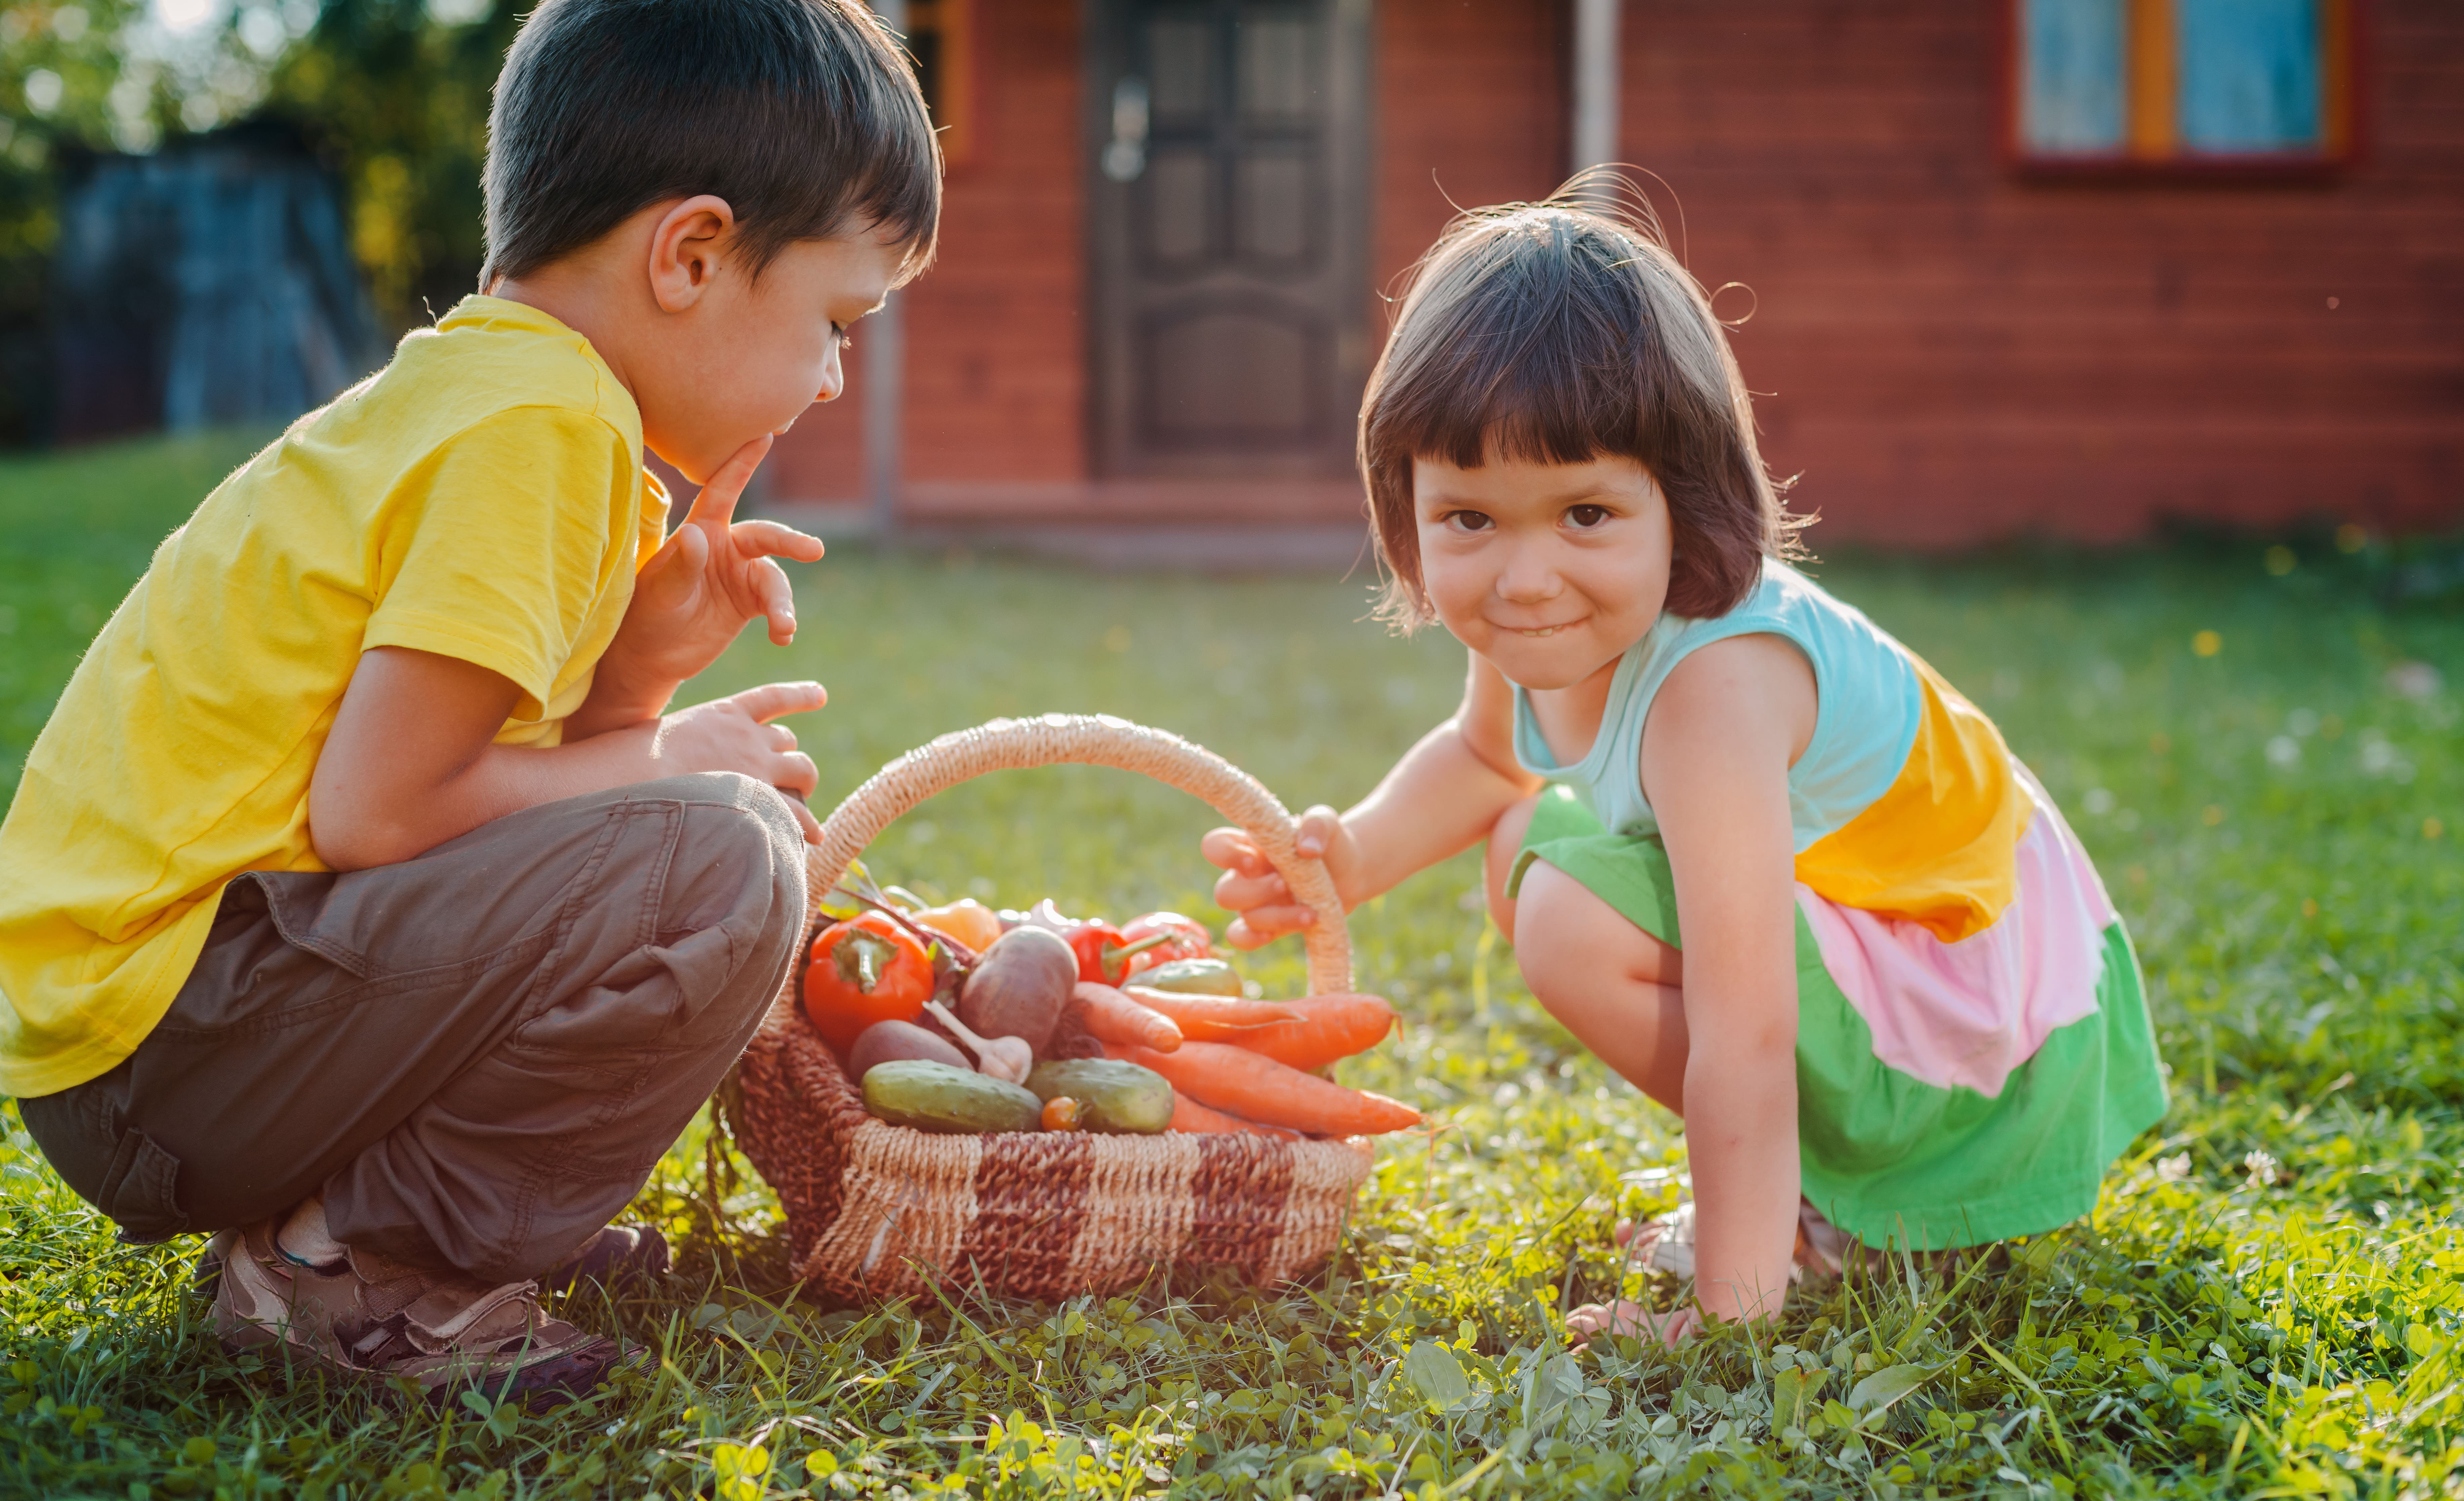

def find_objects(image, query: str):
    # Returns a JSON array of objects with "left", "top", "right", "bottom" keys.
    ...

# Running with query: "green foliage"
[
  {"left": 257, "top": 0, "right": 521, "bottom": 324},
  {"left": 1, "top": 433, "right": 2461, "bottom": 1496}
]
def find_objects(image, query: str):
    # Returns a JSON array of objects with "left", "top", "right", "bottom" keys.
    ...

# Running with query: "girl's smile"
[{"left": 1413, "top": 451, "right": 1673, "bottom": 693}]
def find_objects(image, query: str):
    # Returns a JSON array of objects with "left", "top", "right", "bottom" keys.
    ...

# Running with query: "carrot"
[
  {"left": 1219, "top": 993, "right": 1397, "bottom": 1071},
  {"left": 1168, "top": 1093, "right": 1301, "bottom": 1139},
  {"left": 1070, "top": 982, "right": 1183, "bottom": 1053},
  {"left": 1105, "top": 1041, "right": 1422, "bottom": 1136},
  {"left": 1120, "top": 986, "right": 1299, "bottom": 1041}
]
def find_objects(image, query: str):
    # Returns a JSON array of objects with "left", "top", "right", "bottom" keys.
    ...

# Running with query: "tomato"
[
  {"left": 802, "top": 912, "right": 937, "bottom": 1053},
  {"left": 1118, "top": 910, "right": 1213, "bottom": 978}
]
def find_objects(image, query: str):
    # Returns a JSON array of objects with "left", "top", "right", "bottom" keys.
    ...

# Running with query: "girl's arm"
[
  {"left": 1644, "top": 634, "right": 1816, "bottom": 1329},
  {"left": 1205, "top": 653, "right": 1540, "bottom": 945}
]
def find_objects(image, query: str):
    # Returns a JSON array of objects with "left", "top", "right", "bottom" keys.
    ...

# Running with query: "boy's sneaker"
[
  {"left": 196, "top": 1220, "right": 670, "bottom": 1300},
  {"left": 210, "top": 1201, "right": 637, "bottom": 1408}
]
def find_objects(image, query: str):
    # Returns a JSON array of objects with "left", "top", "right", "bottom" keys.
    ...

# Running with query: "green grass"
[{"left": 2, "top": 431, "right": 2460, "bottom": 1500}]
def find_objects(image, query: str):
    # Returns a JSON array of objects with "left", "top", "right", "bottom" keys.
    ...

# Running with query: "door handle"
[{"left": 1103, "top": 76, "right": 1150, "bottom": 182}]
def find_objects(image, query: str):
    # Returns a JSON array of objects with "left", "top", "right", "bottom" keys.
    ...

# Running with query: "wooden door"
[{"left": 1086, "top": 0, "right": 1371, "bottom": 480}]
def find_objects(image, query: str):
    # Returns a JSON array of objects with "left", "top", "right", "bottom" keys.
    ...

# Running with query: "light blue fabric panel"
[
  {"left": 2022, "top": 0, "right": 2127, "bottom": 153},
  {"left": 2177, "top": 0, "right": 2322, "bottom": 151},
  {"left": 1508, "top": 561, "right": 1921, "bottom": 852}
]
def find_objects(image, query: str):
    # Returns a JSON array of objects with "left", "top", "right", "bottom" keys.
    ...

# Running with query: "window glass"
[
  {"left": 2022, "top": 0, "right": 2127, "bottom": 154},
  {"left": 2177, "top": 0, "right": 2322, "bottom": 152}
]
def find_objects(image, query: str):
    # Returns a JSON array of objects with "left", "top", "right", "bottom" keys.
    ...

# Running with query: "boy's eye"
[{"left": 1566, "top": 504, "right": 1611, "bottom": 529}]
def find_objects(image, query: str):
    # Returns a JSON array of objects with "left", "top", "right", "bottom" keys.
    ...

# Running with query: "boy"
[{"left": 0, "top": 0, "right": 938, "bottom": 1404}]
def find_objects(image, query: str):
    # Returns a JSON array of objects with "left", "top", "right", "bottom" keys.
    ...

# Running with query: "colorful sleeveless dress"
[{"left": 1508, "top": 560, "right": 2167, "bottom": 1251}]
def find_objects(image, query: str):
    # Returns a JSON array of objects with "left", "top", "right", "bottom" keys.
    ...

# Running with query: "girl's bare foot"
[{"left": 1566, "top": 1299, "right": 1699, "bottom": 1347}]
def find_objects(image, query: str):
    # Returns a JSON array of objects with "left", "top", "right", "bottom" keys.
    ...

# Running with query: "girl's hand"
[
  {"left": 1566, "top": 1300, "right": 1699, "bottom": 1349},
  {"left": 1200, "top": 805, "right": 1358, "bottom": 949}
]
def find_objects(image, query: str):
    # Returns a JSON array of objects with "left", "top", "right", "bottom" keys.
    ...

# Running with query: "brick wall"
[{"left": 1623, "top": 0, "right": 2464, "bottom": 544}]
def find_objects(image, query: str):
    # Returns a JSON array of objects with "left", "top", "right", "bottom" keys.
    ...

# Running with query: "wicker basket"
[{"left": 733, "top": 714, "right": 1376, "bottom": 1305}]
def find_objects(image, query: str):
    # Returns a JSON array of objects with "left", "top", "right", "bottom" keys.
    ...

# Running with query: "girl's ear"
[{"left": 646, "top": 194, "right": 739, "bottom": 313}]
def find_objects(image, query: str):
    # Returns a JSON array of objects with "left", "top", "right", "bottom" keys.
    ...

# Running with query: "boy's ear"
[{"left": 647, "top": 195, "right": 739, "bottom": 313}]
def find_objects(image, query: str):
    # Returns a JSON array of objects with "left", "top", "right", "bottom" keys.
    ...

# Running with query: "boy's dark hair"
[
  {"left": 482, "top": 0, "right": 940, "bottom": 286},
  {"left": 1360, "top": 184, "right": 1805, "bottom": 628}
]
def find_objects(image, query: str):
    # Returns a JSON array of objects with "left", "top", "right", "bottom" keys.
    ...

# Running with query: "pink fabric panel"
[{"left": 1795, "top": 777, "right": 2119, "bottom": 1098}]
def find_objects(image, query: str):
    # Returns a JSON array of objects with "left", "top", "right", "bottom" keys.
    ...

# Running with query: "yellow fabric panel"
[
  {"left": 0, "top": 297, "right": 666, "bottom": 1096},
  {"left": 1792, "top": 657, "right": 2033, "bottom": 943}
]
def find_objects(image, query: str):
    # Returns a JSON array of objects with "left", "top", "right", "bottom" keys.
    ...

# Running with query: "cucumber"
[
  {"left": 862, "top": 1060, "right": 1043, "bottom": 1134},
  {"left": 1025, "top": 1058, "right": 1175, "bottom": 1135},
  {"left": 1130, "top": 957, "right": 1244, "bottom": 997}
]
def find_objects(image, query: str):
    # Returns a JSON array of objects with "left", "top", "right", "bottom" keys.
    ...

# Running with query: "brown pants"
[{"left": 21, "top": 773, "right": 806, "bottom": 1283}]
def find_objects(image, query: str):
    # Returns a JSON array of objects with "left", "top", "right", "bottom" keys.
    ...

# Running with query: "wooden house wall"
[{"left": 766, "top": 0, "right": 2462, "bottom": 543}]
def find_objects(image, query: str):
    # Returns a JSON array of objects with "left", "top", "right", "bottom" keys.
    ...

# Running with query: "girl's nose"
[
  {"left": 1493, "top": 543, "right": 1563, "bottom": 603},
  {"left": 815, "top": 345, "right": 845, "bottom": 404}
]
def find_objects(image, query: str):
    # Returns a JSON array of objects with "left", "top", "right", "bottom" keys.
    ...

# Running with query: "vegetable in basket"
[
  {"left": 863, "top": 1059, "right": 1043, "bottom": 1134},
  {"left": 848, "top": 1018, "right": 971, "bottom": 1079},
  {"left": 1070, "top": 981, "right": 1184, "bottom": 1053},
  {"left": 1115, "top": 911, "right": 1212, "bottom": 975},
  {"left": 1106, "top": 1041, "right": 1422, "bottom": 1136},
  {"left": 1025, "top": 1058, "right": 1174, "bottom": 1134},
  {"left": 1121, "top": 985, "right": 1298, "bottom": 1040},
  {"left": 803, "top": 912, "right": 936, "bottom": 1053},
  {"left": 1130, "top": 957, "right": 1245, "bottom": 997},
  {"left": 957, "top": 926, "right": 1077, "bottom": 1051},
  {"left": 1203, "top": 993, "right": 1398, "bottom": 1071},
  {"left": 913, "top": 898, "right": 1003, "bottom": 952}
]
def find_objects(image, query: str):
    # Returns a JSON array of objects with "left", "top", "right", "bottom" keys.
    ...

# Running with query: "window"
[
  {"left": 2009, "top": 0, "right": 2355, "bottom": 172},
  {"left": 905, "top": 0, "right": 975, "bottom": 168}
]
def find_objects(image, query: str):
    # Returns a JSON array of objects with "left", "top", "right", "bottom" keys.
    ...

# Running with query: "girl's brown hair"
[{"left": 1360, "top": 182, "right": 1805, "bottom": 627}]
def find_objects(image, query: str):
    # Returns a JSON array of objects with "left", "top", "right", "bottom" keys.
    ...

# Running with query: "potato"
[
  {"left": 957, "top": 926, "right": 1076, "bottom": 1052},
  {"left": 847, "top": 1018, "right": 971, "bottom": 1080}
]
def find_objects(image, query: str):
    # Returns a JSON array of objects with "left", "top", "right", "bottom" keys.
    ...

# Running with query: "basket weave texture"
[{"left": 734, "top": 714, "right": 1376, "bottom": 1305}]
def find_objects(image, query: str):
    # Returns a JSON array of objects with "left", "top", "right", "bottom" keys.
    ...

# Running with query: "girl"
[{"left": 1204, "top": 194, "right": 2167, "bottom": 1342}]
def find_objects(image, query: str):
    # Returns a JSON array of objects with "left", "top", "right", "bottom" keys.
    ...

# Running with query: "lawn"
[{"left": 1, "top": 431, "right": 2460, "bottom": 1500}]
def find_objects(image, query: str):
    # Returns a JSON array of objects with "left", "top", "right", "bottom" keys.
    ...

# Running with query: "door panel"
[{"left": 1089, "top": 0, "right": 1370, "bottom": 480}]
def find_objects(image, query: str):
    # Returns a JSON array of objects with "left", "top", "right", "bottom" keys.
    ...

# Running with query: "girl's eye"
[
  {"left": 1566, "top": 504, "right": 1611, "bottom": 529},
  {"left": 1446, "top": 510, "right": 1495, "bottom": 533},
  {"left": 831, "top": 321, "right": 851, "bottom": 347}
]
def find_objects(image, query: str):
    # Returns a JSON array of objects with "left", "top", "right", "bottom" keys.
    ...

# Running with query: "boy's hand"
[
  {"left": 1199, "top": 805, "right": 1358, "bottom": 949},
  {"left": 656, "top": 681, "right": 828, "bottom": 842},
  {"left": 589, "top": 435, "right": 826, "bottom": 723}
]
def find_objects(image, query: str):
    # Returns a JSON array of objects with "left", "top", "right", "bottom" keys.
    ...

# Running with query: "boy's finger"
[
  {"left": 786, "top": 797, "right": 823, "bottom": 844},
  {"left": 771, "top": 749, "right": 819, "bottom": 800},
  {"left": 731, "top": 680, "right": 828, "bottom": 722},
  {"left": 730, "top": 519, "right": 827, "bottom": 563},
  {"left": 756, "top": 557, "right": 797, "bottom": 644},
  {"left": 682, "top": 434, "right": 774, "bottom": 531}
]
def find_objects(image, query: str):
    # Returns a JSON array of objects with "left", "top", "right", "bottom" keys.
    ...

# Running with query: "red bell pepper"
[{"left": 1117, "top": 911, "right": 1213, "bottom": 979}]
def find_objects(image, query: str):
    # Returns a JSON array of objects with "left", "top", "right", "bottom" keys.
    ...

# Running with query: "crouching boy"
[{"left": 0, "top": 0, "right": 938, "bottom": 1405}]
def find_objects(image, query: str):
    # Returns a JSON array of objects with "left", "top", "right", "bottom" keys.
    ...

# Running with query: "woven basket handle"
[{"left": 807, "top": 714, "right": 1352, "bottom": 997}]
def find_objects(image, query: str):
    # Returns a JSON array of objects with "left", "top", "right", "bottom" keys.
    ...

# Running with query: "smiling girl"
[{"left": 1204, "top": 194, "right": 2167, "bottom": 1342}]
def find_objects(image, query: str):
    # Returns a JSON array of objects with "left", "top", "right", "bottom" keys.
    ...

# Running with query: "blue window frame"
[{"left": 2011, "top": 0, "right": 2353, "bottom": 170}]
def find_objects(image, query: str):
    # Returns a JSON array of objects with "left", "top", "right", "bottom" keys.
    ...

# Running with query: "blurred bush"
[{"left": 1, "top": 0, "right": 519, "bottom": 446}]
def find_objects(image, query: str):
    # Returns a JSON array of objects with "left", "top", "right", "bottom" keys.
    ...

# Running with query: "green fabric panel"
[{"left": 1513, "top": 786, "right": 2169, "bottom": 1251}]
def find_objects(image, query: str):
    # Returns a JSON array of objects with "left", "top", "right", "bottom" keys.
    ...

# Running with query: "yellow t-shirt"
[{"left": 0, "top": 296, "right": 668, "bottom": 1096}]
